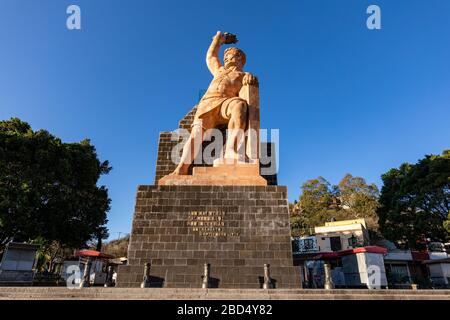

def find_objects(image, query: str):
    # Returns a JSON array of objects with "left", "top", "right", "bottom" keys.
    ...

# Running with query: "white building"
[{"left": 314, "top": 219, "right": 370, "bottom": 252}]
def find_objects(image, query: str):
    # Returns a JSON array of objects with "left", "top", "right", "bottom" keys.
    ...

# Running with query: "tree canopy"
[
  {"left": 377, "top": 150, "right": 450, "bottom": 249},
  {"left": 291, "top": 174, "right": 379, "bottom": 236},
  {"left": 444, "top": 213, "right": 450, "bottom": 234},
  {"left": 0, "top": 118, "right": 111, "bottom": 252},
  {"left": 102, "top": 234, "right": 130, "bottom": 258}
]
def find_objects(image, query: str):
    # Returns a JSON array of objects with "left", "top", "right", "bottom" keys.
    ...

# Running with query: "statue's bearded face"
[{"left": 224, "top": 50, "right": 245, "bottom": 70}]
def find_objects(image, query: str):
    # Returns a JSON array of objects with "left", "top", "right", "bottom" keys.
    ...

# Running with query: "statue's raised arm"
[
  {"left": 206, "top": 31, "right": 224, "bottom": 75},
  {"left": 161, "top": 31, "right": 264, "bottom": 181}
]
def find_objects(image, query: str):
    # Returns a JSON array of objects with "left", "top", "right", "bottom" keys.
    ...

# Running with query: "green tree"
[
  {"left": 295, "top": 177, "right": 339, "bottom": 234},
  {"left": 292, "top": 175, "right": 380, "bottom": 236},
  {"left": 377, "top": 150, "right": 450, "bottom": 249},
  {"left": 102, "top": 234, "right": 130, "bottom": 258},
  {"left": 338, "top": 174, "right": 380, "bottom": 230},
  {"left": 31, "top": 238, "right": 74, "bottom": 272},
  {"left": 0, "top": 118, "right": 111, "bottom": 253},
  {"left": 444, "top": 212, "right": 450, "bottom": 234}
]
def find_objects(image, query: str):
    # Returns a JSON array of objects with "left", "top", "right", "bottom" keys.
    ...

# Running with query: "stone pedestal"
[
  {"left": 158, "top": 161, "right": 267, "bottom": 186},
  {"left": 117, "top": 185, "right": 300, "bottom": 288}
]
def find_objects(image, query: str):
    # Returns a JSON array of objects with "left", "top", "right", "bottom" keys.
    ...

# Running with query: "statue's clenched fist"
[
  {"left": 214, "top": 31, "right": 225, "bottom": 44},
  {"left": 213, "top": 31, "right": 238, "bottom": 45}
]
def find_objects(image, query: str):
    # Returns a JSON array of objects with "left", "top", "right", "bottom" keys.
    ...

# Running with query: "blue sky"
[{"left": 1, "top": 0, "right": 449, "bottom": 241}]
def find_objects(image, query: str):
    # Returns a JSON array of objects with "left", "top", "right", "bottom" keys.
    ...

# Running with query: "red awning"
[
  {"left": 338, "top": 246, "right": 388, "bottom": 256},
  {"left": 311, "top": 246, "right": 388, "bottom": 261},
  {"left": 74, "top": 250, "right": 114, "bottom": 259},
  {"left": 312, "top": 252, "right": 339, "bottom": 260}
]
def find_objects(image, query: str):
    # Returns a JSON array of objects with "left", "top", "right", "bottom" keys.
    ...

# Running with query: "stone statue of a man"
[{"left": 171, "top": 31, "right": 258, "bottom": 175}]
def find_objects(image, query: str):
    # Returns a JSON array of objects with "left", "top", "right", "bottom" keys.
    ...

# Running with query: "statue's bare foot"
[
  {"left": 223, "top": 151, "right": 245, "bottom": 164},
  {"left": 170, "top": 168, "right": 181, "bottom": 175}
]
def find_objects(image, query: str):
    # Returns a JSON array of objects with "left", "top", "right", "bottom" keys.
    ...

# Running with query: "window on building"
[
  {"left": 387, "top": 264, "right": 411, "bottom": 284},
  {"left": 330, "top": 236, "right": 342, "bottom": 251},
  {"left": 348, "top": 235, "right": 357, "bottom": 248},
  {"left": 303, "top": 239, "right": 317, "bottom": 252}
]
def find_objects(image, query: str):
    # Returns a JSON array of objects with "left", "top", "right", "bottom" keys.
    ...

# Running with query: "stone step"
[
  {"left": 2, "top": 288, "right": 450, "bottom": 294},
  {"left": 2, "top": 287, "right": 450, "bottom": 295},
  {"left": 2, "top": 294, "right": 450, "bottom": 300},
  {"left": 0, "top": 288, "right": 449, "bottom": 300}
]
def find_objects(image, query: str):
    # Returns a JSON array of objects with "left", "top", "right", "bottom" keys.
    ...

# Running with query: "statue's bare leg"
[
  {"left": 224, "top": 100, "right": 248, "bottom": 161},
  {"left": 171, "top": 122, "right": 204, "bottom": 175}
]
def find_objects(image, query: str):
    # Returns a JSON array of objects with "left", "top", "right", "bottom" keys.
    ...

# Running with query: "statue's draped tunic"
[{"left": 194, "top": 67, "right": 246, "bottom": 127}]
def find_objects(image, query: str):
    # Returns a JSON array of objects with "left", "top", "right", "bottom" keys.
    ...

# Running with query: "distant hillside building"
[{"left": 314, "top": 219, "right": 370, "bottom": 252}]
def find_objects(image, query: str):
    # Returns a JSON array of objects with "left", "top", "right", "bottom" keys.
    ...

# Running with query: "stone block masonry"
[{"left": 117, "top": 185, "right": 300, "bottom": 288}]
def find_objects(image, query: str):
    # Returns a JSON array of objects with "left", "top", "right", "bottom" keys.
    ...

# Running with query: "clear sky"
[{"left": 1, "top": 0, "right": 449, "bottom": 241}]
